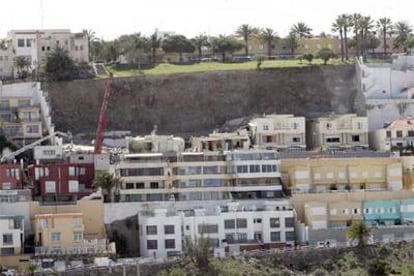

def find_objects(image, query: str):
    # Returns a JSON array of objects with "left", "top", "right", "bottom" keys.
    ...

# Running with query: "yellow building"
[{"left": 282, "top": 157, "right": 403, "bottom": 193}]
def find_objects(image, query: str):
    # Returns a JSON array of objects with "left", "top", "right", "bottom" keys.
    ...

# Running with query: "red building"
[
  {"left": 0, "top": 163, "right": 23, "bottom": 190},
  {"left": 29, "top": 162, "right": 95, "bottom": 200}
]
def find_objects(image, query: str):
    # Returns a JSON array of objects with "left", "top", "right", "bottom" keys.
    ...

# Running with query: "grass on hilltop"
[{"left": 104, "top": 58, "right": 354, "bottom": 78}]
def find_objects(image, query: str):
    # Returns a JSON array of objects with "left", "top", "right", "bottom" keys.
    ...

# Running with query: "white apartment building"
[
  {"left": 7, "top": 29, "right": 89, "bottom": 72},
  {"left": 307, "top": 113, "right": 368, "bottom": 150},
  {"left": 114, "top": 150, "right": 283, "bottom": 203},
  {"left": 370, "top": 118, "right": 414, "bottom": 151},
  {"left": 248, "top": 114, "right": 306, "bottom": 151},
  {"left": 138, "top": 201, "right": 295, "bottom": 258},
  {"left": 0, "top": 215, "right": 24, "bottom": 256}
]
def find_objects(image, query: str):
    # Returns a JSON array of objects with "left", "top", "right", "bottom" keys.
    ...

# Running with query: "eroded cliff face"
[{"left": 45, "top": 65, "right": 363, "bottom": 136}]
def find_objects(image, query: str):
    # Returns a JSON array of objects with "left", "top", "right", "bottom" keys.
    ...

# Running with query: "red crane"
[{"left": 94, "top": 73, "right": 113, "bottom": 154}]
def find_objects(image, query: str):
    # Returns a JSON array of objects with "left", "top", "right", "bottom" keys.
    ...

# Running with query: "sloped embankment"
[{"left": 45, "top": 65, "right": 362, "bottom": 136}]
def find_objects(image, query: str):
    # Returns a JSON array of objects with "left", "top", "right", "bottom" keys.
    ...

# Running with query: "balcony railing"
[{"left": 35, "top": 239, "right": 115, "bottom": 256}]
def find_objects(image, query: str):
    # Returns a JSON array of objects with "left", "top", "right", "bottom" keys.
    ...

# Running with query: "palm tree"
[
  {"left": 191, "top": 34, "right": 209, "bottom": 61},
  {"left": 260, "top": 28, "right": 277, "bottom": 59},
  {"left": 14, "top": 56, "right": 30, "bottom": 79},
  {"left": 94, "top": 172, "right": 122, "bottom": 202},
  {"left": 235, "top": 24, "right": 259, "bottom": 57},
  {"left": 83, "top": 29, "right": 97, "bottom": 61},
  {"left": 393, "top": 21, "right": 413, "bottom": 53},
  {"left": 377, "top": 17, "right": 392, "bottom": 55},
  {"left": 359, "top": 16, "right": 375, "bottom": 58},
  {"left": 351, "top": 13, "right": 362, "bottom": 56},
  {"left": 284, "top": 32, "right": 299, "bottom": 56},
  {"left": 332, "top": 16, "right": 345, "bottom": 61},
  {"left": 150, "top": 31, "right": 161, "bottom": 65},
  {"left": 346, "top": 221, "right": 370, "bottom": 248},
  {"left": 290, "top": 22, "right": 312, "bottom": 38},
  {"left": 342, "top": 14, "right": 352, "bottom": 60}
]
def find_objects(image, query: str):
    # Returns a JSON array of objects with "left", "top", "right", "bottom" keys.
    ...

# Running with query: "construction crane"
[{"left": 94, "top": 72, "right": 113, "bottom": 154}]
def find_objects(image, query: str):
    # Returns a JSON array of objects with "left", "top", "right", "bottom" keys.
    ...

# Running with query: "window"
[
  {"left": 147, "top": 240, "right": 157, "bottom": 249},
  {"left": 236, "top": 218, "right": 247, "bottom": 228},
  {"left": 292, "top": 137, "right": 300, "bottom": 143},
  {"left": 198, "top": 224, "right": 218, "bottom": 234},
  {"left": 357, "top": 122, "right": 363, "bottom": 129},
  {"left": 17, "top": 39, "right": 25, "bottom": 47},
  {"left": 262, "top": 164, "right": 277, "bottom": 172},
  {"left": 45, "top": 181, "right": 56, "bottom": 193},
  {"left": 26, "top": 125, "right": 39, "bottom": 133},
  {"left": 80, "top": 45, "right": 84, "bottom": 51},
  {"left": 285, "top": 217, "right": 295, "bottom": 227},
  {"left": 326, "top": 123, "right": 332, "bottom": 129},
  {"left": 408, "top": 130, "right": 414, "bottom": 137},
  {"left": 225, "top": 233, "right": 234, "bottom": 242},
  {"left": 203, "top": 166, "right": 220, "bottom": 174},
  {"left": 42, "top": 150, "right": 56, "bottom": 156},
  {"left": 397, "top": 131, "right": 403, "bottom": 138},
  {"left": 136, "top": 183, "right": 145, "bottom": 189},
  {"left": 237, "top": 166, "right": 248, "bottom": 173},
  {"left": 270, "top": 232, "right": 280, "bottom": 242},
  {"left": 51, "top": 232, "right": 61, "bottom": 241},
  {"left": 73, "top": 218, "right": 82, "bottom": 228},
  {"left": 41, "top": 46, "right": 45, "bottom": 51},
  {"left": 26, "top": 39, "right": 32, "bottom": 47},
  {"left": 224, "top": 219, "right": 235, "bottom": 229},
  {"left": 237, "top": 232, "right": 247, "bottom": 241},
  {"left": 75, "top": 45, "right": 79, "bottom": 51},
  {"left": 120, "top": 168, "right": 164, "bottom": 176},
  {"left": 38, "top": 219, "right": 48, "bottom": 228},
  {"left": 69, "top": 180, "right": 79, "bottom": 193},
  {"left": 270, "top": 218, "right": 280, "bottom": 228},
  {"left": 3, "top": 234, "right": 13, "bottom": 245},
  {"left": 2, "top": 183, "right": 12, "bottom": 190},
  {"left": 164, "top": 225, "right": 175, "bottom": 234},
  {"left": 146, "top": 225, "right": 157, "bottom": 235},
  {"left": 150, "top": 182, "right": 159, "bottom": 189},
  {"left": 79, "top": 168, "right": 86, "bottom": 175},
  {"left": 352, "top": 135, "right": 360, "bottom": 142},
  {"left": 73, "top": 232, "right": 83, "bottom": 241},
  {"left": 68, "top": 166, "right": 76, "bottom": 176},
  {"left": 47, "top": 46, "right": 50, "bottom": 51},
  {"left": 326, "top": 137, "right": 340, "bottom": 143},
  {"left": 126, "top": 183, "right": 134, "bottom": 189},
  {"left": 263, "top": 125, "right": 269, "bottom": 131},
  {"left": 253, "top": 218, "right": 262, "bottom": 224},
  {"left": 165, "top": 239, "right": 175, "bottom": 249},
  {"left": 249, "top": 164, "right": 260, "bottom": 173},
  {"left": 285, "top": 231, "right": 295, "bottom": 241}
]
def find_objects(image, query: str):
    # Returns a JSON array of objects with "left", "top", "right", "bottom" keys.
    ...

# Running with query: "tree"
[
  {"left": 162, "top": 35, "right": 195, "bottom": 62},
  {"left": 342, "top": 14, "right": 353, "bottom": 60},
  {"left": 377, "top": 17, "right": 392, "bottom": 55},
  {"left": 291, "top": 22, "right": 312, "bottom": 38},
  {"left": 44, "top": 46, "right": 76, "bottom": 81},
  {"left": 332, "top": 16, "right": 345, "bottom": 61},
  {"left": 13, "top": 56, "right": 30, "bottom": 79},
  {"left": 183, "top": 235, "right": 211, "bottom": 272},
  {"left": 318, "top": 48, "right": 334, "bottom": 65},
  {"left": 0, "top": 39, "right": 7, "bottom": 50},
  {"left": 260, "top": 28, "right": 277, "bottom": 59},
  {"left": 346, "top": 221, "right": 370, "bottom": 248},
  {"left": 365, "top": 35, "right": 381, "bottom": 53},
  {"left": 191, "top": 34, "right": 209, "bottom": 60},
  {"left": 351, "top": 13, "right": 362, "bottom": 56},
  {"left": 115, "top": 33, "right": 149, "bottom": 65},
  {"left": 83, "top": 29, "right": 97, "bottom": 61},
  {"left": 150, "top": 31, "right": 161, "bottom": 65},
  {"left": 212, "top": 35, "right": 243, "bottom": 62},
  {"left": 235, "top": 24, "right": 259, "bottom": 57},
  {"left": 101, "top": 42, "right": 119, "bottom": 62},
  {"left": 303, "top": 54, "right": 314, "bottom": 64},
  {"left": 283, "top": 32, "right": 299, "bottom": 56},
  {"left": 359, "top": 16, "right": 375, "bottom": 58},
  {"left": 94, "top": 171, "right": 121, "bottom": 202},
  {"left": 394, "top": 21, "right": 413, "bottom": 53}
]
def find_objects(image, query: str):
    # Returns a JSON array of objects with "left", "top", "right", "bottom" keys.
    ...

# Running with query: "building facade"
[
  {"left": 0, "top": 215, "right": 24, "bottom": 256},
  {"left": 370, "top": 118, "right": 414, "bottom": 151},
  {"left": 307, "top": 114, "right": 369, "bottom": 150},
  {"left": 0, "top": 42, "right": 14, "bottom": 79},
  {"left": 0, "top": 164, "right": 22, "bottom": 190}
]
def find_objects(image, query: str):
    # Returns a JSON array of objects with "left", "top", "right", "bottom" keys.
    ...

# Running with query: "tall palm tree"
[
  {"left": 377, "top": 17, "right": 392, "bottom": 55},
  {"left": 284, "top": 32, "right": 299, "bottom": 56},
  {"left": 351, "top": 13, "right": 362, "bottom": 56},
  {"left": 393, "top": 21, "right": 413, "bottom": 53},
  {"left": 359, "top": 16, "right": 375, "bottom": 58},
  {"left": 83, "top": 29, "right": 97, "bottom": 61},
  {"left": 235, "top": 24, "right": 259, "bottom": 57},
  {"left": 342, "top": 14, "right": 353, "bottom": 60},
  {"left": 150, "top": 31, "right": 161, "bottom": 65},
  {"left": 290, "top": 22, "right": 312, "bottom": 38},
  {"left": 332, "top": 16, "right": 345, "bottom": 61},
  {"left": 191, "top": 34, "right": 209, "bottom": 60},
  {"left": 346, "top": 221, "right": 370, "bottom": 248},
  {"left": 260, "top": 28, "right": 277, "bottom": 59}
]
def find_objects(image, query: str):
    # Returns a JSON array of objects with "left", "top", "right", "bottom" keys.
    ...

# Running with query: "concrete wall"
[{"left": 366, "top": 99, "right": 414, "bottom": 131}]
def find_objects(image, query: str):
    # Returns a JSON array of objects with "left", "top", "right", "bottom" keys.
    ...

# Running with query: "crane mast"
[{"left": 94, "top": 73, "right": 113, "bottom": 154}]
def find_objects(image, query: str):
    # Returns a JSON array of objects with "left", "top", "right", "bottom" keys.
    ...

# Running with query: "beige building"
[
  {"left": 370, "top": 118, "right": 414, "bottom": 151},
  {"left": 248, "top": 114, "right": 306, "bottom": 151},
  {"left": 282, "top": 157, "right": 403, "bottom": 193},
  {"left": 308, "top": 114, "right": 368, "bottom": 150},
  {"left": 191, "top": 130, "right": 250, "bottom": 151},
  {"left": 7, "top": 29, "right": 89, "bottom": 73}
]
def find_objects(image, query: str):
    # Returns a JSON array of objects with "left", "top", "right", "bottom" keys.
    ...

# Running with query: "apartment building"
[
  {"left": 0, "top": 42, "right": 14, "bottom": 79},
  {"left": 370, "top": 118, "right": 414, "bottom": 151},
  {"left": 115, "top": 150, "right": 282, "bottom": 203},
  {"left": 282, "top": 157, "right": 403, "bottom": 193},
  {"left": 307, "top": 114, "right": 368, "bottom": 150},
  {"left": 0, "top": 216, "right": 24, "bottom": 256},
  {"left": 127, "top": 135, "right": 185, "bottom": 153},
  {"left": 248, "top": 114, "right": 306, "bottom": 151},
  {"left": 138, "top": 201, "right": 295, "bottom": 258},
  {"left": 0, "top": 82, "right": 53, "bottom": 145},
  {"left": 363, "top": 200, "right": 401, "bottom": 226},
  {"left": 7, "top": 29, "right": 89, "bottom": 71},
  {"left": 0, "top": 164, "right": 22, "bottom": 190},
  {"left": 191, "top": 130, "right": 250, "bottom": 152}
]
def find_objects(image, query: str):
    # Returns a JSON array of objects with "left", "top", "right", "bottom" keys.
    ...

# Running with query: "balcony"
[{"left": 35, "top": 239, "right": 116, "bottom": 256}]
